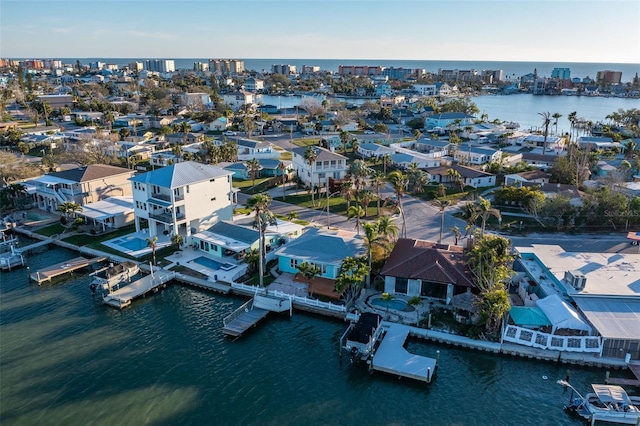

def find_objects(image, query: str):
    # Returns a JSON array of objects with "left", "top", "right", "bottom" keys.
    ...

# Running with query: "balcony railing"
[
  {"left": 150, "top": 192, "right": 184, "bottom": 203},
  {"left": 148, "top": 212, "right": 186, "bottom": 224}
]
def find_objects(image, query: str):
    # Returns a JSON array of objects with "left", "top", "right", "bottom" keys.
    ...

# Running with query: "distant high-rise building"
[
  {"left": 208, "top": 59, "right": 244, "bottom": 75},
  {"left": 145, "top": 59, "right": 175, "bottom": 73},
  {"left": 596, "top": 70, "right": 622, "bottom": 85},
  {"left": 128, "top": 62, "right": 144, "bottom": 72},
  {"left": 301, "top": 65, "right": 320, "bottom": 74},
  {"left": 438, "top": 68, "right": 479, "bottom": 82},
  {"left": 338, "top": 65, "right": 383, "bottom": 76},
  {"left": 43, "top": 59, "right": 62, "bottom": 69},
  {"left": 193, "top": 62, "right": 209, "bottom": 72},
  {"left": 481, "top": 69, "right": 503, "bottom": 83},
  {"left": 382, "top": 67, "right": 424, "bottom": 81},
  {"left": 551, "top": 67, "right": 571, "bottom": 80},
  {"left": 272, "top": 64, "right": 297, "bottom": 75},
  {"left": 20, "top": 59, "right": 44, "bottom": 70}
]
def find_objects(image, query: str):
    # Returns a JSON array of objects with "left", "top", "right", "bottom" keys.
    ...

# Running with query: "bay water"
[{"left": 0, "top": 243, "right": 609, "bottom": 425}]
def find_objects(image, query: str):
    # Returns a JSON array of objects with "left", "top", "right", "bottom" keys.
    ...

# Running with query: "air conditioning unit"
[{"left": 564, "top": 270, "right": 586, "bottom": 291}]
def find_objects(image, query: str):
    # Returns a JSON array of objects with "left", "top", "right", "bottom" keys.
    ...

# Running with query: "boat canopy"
[
  {"left": 536, "top": 294, "right": 592, "bottom": 334},
  {"left": 592, "top": 384, "right": 632, "bottom": 405}
]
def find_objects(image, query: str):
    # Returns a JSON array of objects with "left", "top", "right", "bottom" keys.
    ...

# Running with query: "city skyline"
[{"left": 1, "top": 0, "right": 639, "bottom": 64}]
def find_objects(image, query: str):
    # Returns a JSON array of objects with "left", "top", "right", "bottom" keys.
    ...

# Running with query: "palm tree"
[
  {"left": 278, "top": 161, "right": 287, "bottom": 200},
  {"left": 339, "top": 131, "right": 349, "bottom": 153},
  {"left": 180, "top": 121, "right": 191, "bottom": 145},
  {"left": 245, "top": 158, "right": 261, "bottom": 193},
  {"left": 362, "top": 222, "right": 382, "bottom": 287},
  {"left": 171, "top": 233, "right": 183, "bottom": 250},
  {"left": 381, "top": 153, "right": 392, "bottom": 175},
  {"left": 347, "top": 205, "right": 365, "bottom": 234},
  {"left": 538, "top": 111, "right": 551, "bottom": 155},
  {"left": 432, "top": 198, "right": 452, "bottom": 244},
  {"left": 387, "top": 170, "right": 408, "bottom": 238},
  {"left": 246, "top": 193, "right": 275, "bottom": 287},
  {"left": 4, "top": 183, "right": 27, "bottom": 208},
  {"left": 446, "top": 168, "right": 462, "bottom": 189},
  {"left": 568, "top": 111, "right": 578, "bottom": 142},
  {"left": 359, "top": 189, "right": 374, "bottom": 219},
  {"left": 477, "top": 196, "right": 501, "bottom": 237},
  {"left": 56, "top": 201, "right": 83, "bottom": 224},
  {"left": 461, "top": 201, "right": 480, "bottom": 237},
  {"left": 297, "top": 261, "right": 321, "bottom": 297},
  {"left": 407, "top": 296, "right": 423, "bottom": 324},
  {"left": 103, "top": 111, "right": 115, "bottom": 131},
  {"left": 369, "top": 170, "right": 386, "bottom": 216},
  {"left": 341, "top": 180, "right": 353, "bottom": 211},
  {"left": 303, "top": 146, "right": 318, "bottom": 207},
  {"left": 449, "top": 225, "right": 461, "bottom": 245},
  {"left": 552, "top": 112, "right": 562, "bottom": 135},
  {"left": 146, "top": 236, "right": 158, "bottom": 265},
  {"left": 351, "top": 138, "right": 360, "bottom": 158},
  {"left": 171, "top": 144, "right": 183, "bottom": 163},
  {"left": 375, "top": 216, "right": 399, "bottom": 247}
]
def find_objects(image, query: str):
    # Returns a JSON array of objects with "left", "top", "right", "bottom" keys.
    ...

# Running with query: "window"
[
  {"left": 290, "top": 258, "right": 299, "bottom": 269},
  {"left": 330, "top": 160, "right": 336, "bottom": 168},
  {"left": 186, "top": 185, "right": 189, "bottom": 193},
  {"left": 395, "top": 277, "right": 408, "bottom": 294},
  {"left": 318, "top": 173, "right": 325, "bottom": 179}
]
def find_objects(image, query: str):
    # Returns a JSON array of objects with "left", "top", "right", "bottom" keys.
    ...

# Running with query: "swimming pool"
[
  {"left": 111, "top": 236, "right": 148, "bottom": 251},
  {"left": 369, "top": 297, "right": 415, "bottom": 312},
  {"left": 191, "top": 256, "right": 236, "bottom": 271}
]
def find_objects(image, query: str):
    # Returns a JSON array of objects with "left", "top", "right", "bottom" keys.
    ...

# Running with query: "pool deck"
[
  {"left": 371, "top": 322, "right": 438, "bottom": 383},
  {"left": 102, "top": 232, "right": 172, "bottom": 258}
]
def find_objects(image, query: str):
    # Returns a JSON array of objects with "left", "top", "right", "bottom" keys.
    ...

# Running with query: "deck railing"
[
  {"left": 223, "top": 298, "right": 254, "bottom": 327},
  {"left": 231, "top": 282, "right": 346, "bottom": 313},
  {"left": 502, "top": 325, "right": 601, "bottom": 353}
]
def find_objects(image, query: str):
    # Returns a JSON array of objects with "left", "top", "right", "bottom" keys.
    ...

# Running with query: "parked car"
[
  {"left": 223, "top": 131, "right": 237, "bottom": 136},
  {"left": 364, "top": 130, "right": 375, "bottom": 134}
]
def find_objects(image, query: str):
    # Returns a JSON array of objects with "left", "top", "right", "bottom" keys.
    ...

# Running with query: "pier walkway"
[
  {"left": 30, "top": 256, "right": 106, "bottom": 284},
  {"left": 222, "top": 299, "right": 269, "bottom": 338},
  {"left": 371, "top": 322, "right": 438, "bottom": 383},
  {"left": 15, "top": 239, "right": 53, "bottom": 254},
  {"left": 103, "top": 269, "right": 174, "bottom": 309}
]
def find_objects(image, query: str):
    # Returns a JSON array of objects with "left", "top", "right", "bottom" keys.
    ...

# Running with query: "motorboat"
[
  {"left": 559, "top": 380, "right": 640, "bottom": 424},
  {"left": 90, "top": 261, "right": 140, "bottom": 292},
  {"left": 340, "top": 312, "right": 382, "bottom": 363}
]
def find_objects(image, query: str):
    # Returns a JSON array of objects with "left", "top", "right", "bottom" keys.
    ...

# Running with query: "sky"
[{"left": 1, "top": 0, "right": 639, "bottom": 63}]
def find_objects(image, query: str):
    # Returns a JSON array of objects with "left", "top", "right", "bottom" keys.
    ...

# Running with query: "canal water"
[{"left": 0, "top": 245, "right": 609, "bottom": 425}]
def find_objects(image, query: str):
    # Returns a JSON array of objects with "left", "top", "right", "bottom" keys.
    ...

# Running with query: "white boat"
[
  {"left": 0, "top": 237, "right": 25, "bottom": 271},
  {"left": 559, "top": 380, "right": 640, "bottom": 425},
  {"left": 90, "top": 261, "right": 140, "bottom": 292}
]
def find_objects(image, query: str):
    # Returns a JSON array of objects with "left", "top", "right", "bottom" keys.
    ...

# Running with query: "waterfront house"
[
  {"left": 577, "top": 136, "right": 618, "bottom": 151},
  {"left": 275, "top": 227, "right": 365, "bottom": 281},
  {"left": 129, "top": 161, "right": 235, "bottom": 242},
  {"left": 425, "top": 112, "right": 474, "bottom": 130},
  {"left": 513, "top": 245, "right": 640, "bottom": 360},
  {"left": 291, "top": 146, "right": 348, "bottom": 188},
  {"left": 425, "top": 164, "right": 496, "bottom": 188},
  {"left": 222, "top": 91, "right": 255, "bottom": 111},
  {"left": 76, "top": 196, "right": 135, "bottom": 231},
  {"left": 33, "top": 164, "right": 134, "bottom": 212},
  {"left": 380, "top": 238, "right": 476, "bottom": 304}
]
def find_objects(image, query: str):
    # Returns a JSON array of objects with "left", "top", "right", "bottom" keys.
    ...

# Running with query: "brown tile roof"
[
  {"left": 380, "top": 238, "right": 476, "bottom": 288},
  {"left": 50, "top": 164, "right": 133, "bottom": 182}
]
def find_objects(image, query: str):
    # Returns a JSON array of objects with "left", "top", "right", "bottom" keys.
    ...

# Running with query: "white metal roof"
[
  {"left": 573, "top": 298, "right": 640, "bottom": 340},
  {"left": 78, "top": 196, "right": 134, "bottom": 221}
]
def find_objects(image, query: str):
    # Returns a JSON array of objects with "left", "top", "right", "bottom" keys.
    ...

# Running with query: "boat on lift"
[
  {"left": 90, "top": 261, "right": 139, "bottom": 292},
  {"left": 559, "top": 380, "right": 640, "bottom": 425}
]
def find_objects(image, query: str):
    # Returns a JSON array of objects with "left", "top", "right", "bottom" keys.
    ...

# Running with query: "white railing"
[
  {"left": 502, "top": 325, "right": 601, "bottom": 353},
  {"left": 231, "top": 282, "right": 346, "bottom": 312}
]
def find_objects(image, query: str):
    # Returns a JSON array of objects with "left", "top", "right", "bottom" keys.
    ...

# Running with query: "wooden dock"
[
  {"left": 222, "top": 299, "right": 269, "bottom": 338},
  {"left": 102, "top": 269, "right": 174, "bottom": 309},
  {"left": 370, "top": 322, "right": 438, "bottom": 383},
  {"left": 606, "top": 364, "right": 640, "bottom": 387},
  {"left": 15, "top": 239, "right": 53, "bottom": 255},
  {"left": 30, "top": 256, "right": 106, "bottom": 284}
]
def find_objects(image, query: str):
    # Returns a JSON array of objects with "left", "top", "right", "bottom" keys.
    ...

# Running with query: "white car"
[{"left": 223, "top": 131, "right": 237, "bottom": 136}]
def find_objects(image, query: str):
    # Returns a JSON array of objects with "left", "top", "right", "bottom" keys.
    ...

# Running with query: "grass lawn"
[
  {"left": 62, "top": 224, "right": 137, "bottom": 246},
  {"left": 35, "top": 223, "right": 66, "bottom": 237},
  {"left": 279, "top": 151, "right": 292, "bottom": 161},
  {"left": 244, "top": 274, "right": 276, "bottom": 287},
  {"left": 233, "top": 177, "right": 270, "bottom": 193},
  {"left": 291, "top": 139, "right": 320, "bottom": 147}
]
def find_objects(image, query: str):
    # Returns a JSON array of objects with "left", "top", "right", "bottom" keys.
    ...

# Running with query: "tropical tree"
[
  {"left": 369, "top": 170, "right": 386, "bottom": 216},
  {"left": 387, "top": 170, "right": 408, "bottom": 238},
  {"left": 449, "top": 225, "right": 461, "bottom": 245},
  {"left": 334, "top": 256, "right": 369, "bottom": 304},
  {"left": 432, "top": 198, "right": 452, "bottom": 243},
  {"left": 244, "top": 248, "right": 260, "bottom": 275},
  {"left": 246, "top": 193, "right": 276, "bottom": 286},
  {"left": 339, "top": 131, "right": 349, "bottom": 153},
  {"left": 538, "top": 111, "right": 551, "bottom": 155},
  {"left": 381, "top": 153, "right": 392, "bottom": 175},
  {"left": 297, "top": 261, "right": 321, "bottom": 297},
  {"left": 407, "top": 295, "right": 423, "bottom": 325},
  {"left": 303, "top": 146, "right": 318, "bottom": 207},
  {"left": 375, "top": 216, "right": 399, "bottom": 247},
  {"left": 341, "top": 180, "right": 353, "bottom": 211},
  {"left": 146, "top": 236, "right": 158, "bottom": 266},
  {"left": 567, "top": 111, "right": 577, "bottom": 141},
  {"left": 278, "top": 161, "right": 287, "bottom": 200},
  {"left": 477, "top": 196, "right": 501, "bottom": 236},
  {"left": 180, "top": 121, "right": 191, "bottom": 145},
  {"left": 171, "top": 233, "right": 184, "bottom": 250},
  {"left": 56, "top": 201, "right": 83, "bottom": 225},
  {"left": 3, "top": 183, "right": 27, "bottom": 208},
  {"left": 460, "top": 201, "right": 480, "bottom": 237},
  {"left": 552, "top": 112, "right": 562, "bottom": 135},
  {"left": 245, "top": 158, "right": 261, "bottom": 193},
  {"left": 347, "top": 205, "right": 365, "bottom": 235},
  {"left": 362, "top": 222, "right": 383, "bottom": 287},
  {"left": 351, "top": 138, "right": 360, "bottom": 158}
]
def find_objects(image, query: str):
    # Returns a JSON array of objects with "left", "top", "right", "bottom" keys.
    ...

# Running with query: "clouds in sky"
[{"left": 2, "top": 0, "right": 638, "bottom": 63}]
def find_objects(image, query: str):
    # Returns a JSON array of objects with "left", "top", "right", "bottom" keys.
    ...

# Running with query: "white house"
[
  {"left": 236, "top": 138, "right": 279, "bottom": 160},
  {"left": 425, "top": 164, "right": 496, "bottom": 188},
  {"left": 291, "top": 146, "right": 348, "bottom": 188},
  {"left": 425, "top": 112, "right": 474, "bottom": 130},
  {"left": 222, "top": 91, "right": 255, "bottom": 111},
  {"left": 412, "top": 84, "right": 438, "bottom": 96},
  {"left": 209, "top": 117, "right": 230, "bottom": 131},
  {"left": 453, "top": 144, "right": 502, "bottom": 165},
  {"left": 129, "top": 161, "right": 235, "bottom": 242},
  {"left": 243, "top": 77, "right": 264, "bottom": 92}
]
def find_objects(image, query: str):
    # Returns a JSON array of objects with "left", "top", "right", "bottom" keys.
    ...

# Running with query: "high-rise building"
[
  {"left": 301, "top": 65, "right": 320, "bottom": 74},
  {"left": 208, "top": 59, "right": 245, "bottom": 75},
  {"left": 193, "top": 62, "right": 209, "bottom": 72},
  {"left": 596, "top": 70, "right": 622, "bottom": 85},
  {"left": 128, "top": 62, "right": 144, "bottom": 72},
  {"left": 145, "top": 59, "right": 175, "bottom": 73},
  {"left": 272, "top": 64, "right": 297, "bottom": 75},
  {"left": 551, "top": 68, "right": 571, "bottom": 80},
  {"left": 481, "top": 69, "right": 503, "bottom": 83},
  {"left": 337, "top": 65, "right": 383, "bottom": 76}
]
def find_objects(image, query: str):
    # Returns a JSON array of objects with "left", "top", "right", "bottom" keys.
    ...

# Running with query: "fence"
[
  {"left": 503, "top": 325, "right": 601, "bottom": 353},
  {"left": 231, "top": 282, "right": 346, "bottom": 313}
]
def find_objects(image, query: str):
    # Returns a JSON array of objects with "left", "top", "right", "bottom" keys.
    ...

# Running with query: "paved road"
[{"left": 237, "top": 185, "right": 638, "bottom": 254}]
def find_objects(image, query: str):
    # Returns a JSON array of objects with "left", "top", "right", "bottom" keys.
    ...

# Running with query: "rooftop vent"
[{"left": 564, "top": 270, "right": 586, "bottom": 291}]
